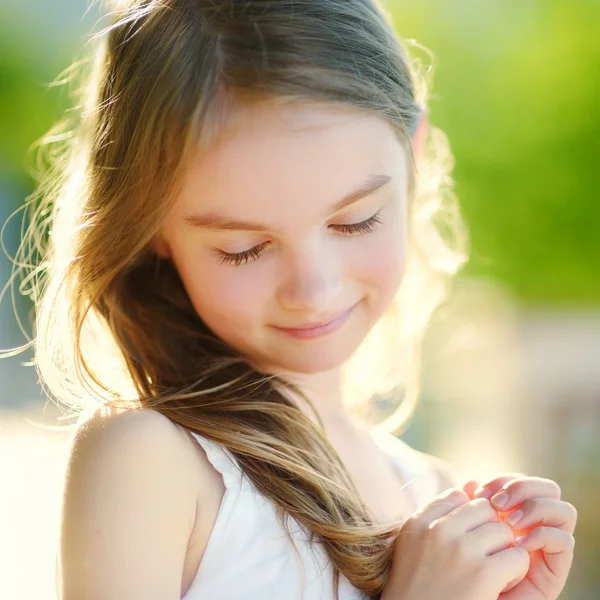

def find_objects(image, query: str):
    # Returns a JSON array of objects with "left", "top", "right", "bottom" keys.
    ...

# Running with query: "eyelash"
[{"left": 216, "top": 210, "right": 384, "bottom": 267}]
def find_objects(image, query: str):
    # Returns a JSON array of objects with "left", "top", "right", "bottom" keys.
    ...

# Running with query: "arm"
[{"left": 56, "top": 407, "right": 199, "bottom": 600}]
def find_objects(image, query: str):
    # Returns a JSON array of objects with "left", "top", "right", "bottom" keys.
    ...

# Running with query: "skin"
[
  {"left": 156, "top": 102, "right": 418, "bottom": 382},
  {"left": 467, "top": 475, "right": 577, "bottom": 599},
  {"left": 154, "top": 100, "right": 576, "bottom": 598}
]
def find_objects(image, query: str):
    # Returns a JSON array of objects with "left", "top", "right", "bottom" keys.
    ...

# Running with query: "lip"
[{"left": 271, "top": 302, "right": 359, "bottom": 340}]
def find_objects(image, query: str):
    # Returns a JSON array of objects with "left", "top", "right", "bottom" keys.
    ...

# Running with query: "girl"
[{"left": 16, "top": 0, "right": 576, "bottom": 598}]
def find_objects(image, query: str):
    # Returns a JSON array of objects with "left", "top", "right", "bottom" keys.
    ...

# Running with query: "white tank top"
[{"left": 181, "top": 429, "right": 440, "bottom": 600}]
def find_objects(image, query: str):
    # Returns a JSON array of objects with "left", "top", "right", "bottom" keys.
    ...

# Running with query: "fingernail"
[
  {"left": 474, "top": 487, "right": 492, "bottom": 499},
  {"left": 514, "top": 535, "right": 527, "bottom": 546},
  {"left": 505, "top": 509, "right": 524, "bottom": 526},
  {"left": 492, "top": 491, "right": 509, "bottom": 508}
]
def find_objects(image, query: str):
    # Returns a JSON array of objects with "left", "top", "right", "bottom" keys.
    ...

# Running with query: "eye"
[
  {"left": 331, "top": 210, "right": 383, "bottom": 235},
  {"left": 215, "top": 242, "right": 270, "bottom": 266},
  {"left": 215, "top": 210, "right": 383, "bottom": 267}
]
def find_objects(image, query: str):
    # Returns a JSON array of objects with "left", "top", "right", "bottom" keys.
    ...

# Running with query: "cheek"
[
  {"left": 180, "top": 260, "right": 269, "bottom": 333},
  {"left": 351, "top": 217, "right": 407, "bottom": 297}
]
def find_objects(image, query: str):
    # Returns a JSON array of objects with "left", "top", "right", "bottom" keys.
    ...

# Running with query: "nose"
[{"left": 277, "top": 239, "right": 344, "bottom": 313}]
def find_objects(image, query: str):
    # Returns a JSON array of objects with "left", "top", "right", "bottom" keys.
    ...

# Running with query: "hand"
[
  {"left": 381, "top": 488, "right": 530, "bottom": 600},
  {"left": 463, "top": 474, "right": 577, "bottom": 600}
]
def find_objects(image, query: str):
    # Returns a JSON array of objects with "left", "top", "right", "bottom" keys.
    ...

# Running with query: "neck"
[{"left": 276, "top": 367, "right": 361, "bottom": 432}]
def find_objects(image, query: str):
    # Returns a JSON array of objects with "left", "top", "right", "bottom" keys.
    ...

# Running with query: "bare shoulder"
[
  {"left": 69, "top": 405, "right": 207, "bottom": 502},
  {"left": 58, "top": 406, "right": 223, "bottom": 600},
  {"left": 74, "top": 404, "right": 189, "bottom": 447},
  {"left": 73, "top": 405, "right": 221, "bottom": 487}
]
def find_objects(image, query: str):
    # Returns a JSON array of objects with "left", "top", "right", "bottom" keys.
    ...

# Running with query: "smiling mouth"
[{"left": 270, "top": 302, "right": 359, "bottom": 339}]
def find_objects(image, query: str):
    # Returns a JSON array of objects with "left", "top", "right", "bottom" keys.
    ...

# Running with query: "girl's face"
[{"left": 156, "top": 102, "right": 412, "bottom": 375}]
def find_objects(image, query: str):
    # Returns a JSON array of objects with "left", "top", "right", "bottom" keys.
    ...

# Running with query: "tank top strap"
[{"left": 187, "top": 430, "right": 245, "bottom": 489}]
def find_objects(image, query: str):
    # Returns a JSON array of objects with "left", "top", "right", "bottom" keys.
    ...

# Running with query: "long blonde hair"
[{"left": 5, "top": 0, "right": 467, "bottom": 596}]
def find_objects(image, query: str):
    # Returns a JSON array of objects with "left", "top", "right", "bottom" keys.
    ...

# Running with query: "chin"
[
  {"left": 260, "top": 340, "right": 360, "bottom": 375},
  {"left": 273, "top": 356, "right": 345, "bottom": 375}
]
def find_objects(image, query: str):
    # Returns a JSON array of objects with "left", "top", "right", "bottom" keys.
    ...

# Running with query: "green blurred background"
[
  {"left": 1, "top": 1, "right": 598, "bottom": 598},
  {"left": 392, "top": 0, "right": 600, "bottom": 305},
  {"left": 4, "top": 0, "right": 598, "bottom": 304}
]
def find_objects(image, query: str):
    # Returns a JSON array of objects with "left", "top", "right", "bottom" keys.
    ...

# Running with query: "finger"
[
  {"left": 504, "top": 499, "right": 577, "bottom": 534},
  {"left": 515, "top": 527, "right": 575, "bottom": 578},
  {"left": 462, "top": 480, "right": 480, "bottom": 498},
  {"left": 487, "top": 546, "right": 530, "bottom": 592},
  {"left": 490, "top": 477, "right": 562, "bottom": 512},
  {"left": 473, "top": 473, "right": 527, "bottom": 499},
  {"left": 516, "top": 526, "right": 575, "bottom": 554},
  {"left": 500, "top": 574, "right": 525, "bottom": 595},
  {"left": 466, "top": 520, "right": 515, "bottom": 556},
  {"left": 412, "top": 488, "right": 470, "bottom": 523},
  {"left": 433, "top": 498, "right": 500, "bottom": 535}
]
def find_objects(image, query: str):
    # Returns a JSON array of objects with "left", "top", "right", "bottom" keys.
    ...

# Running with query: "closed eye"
[
  {"left": 215, "top": 243, "right": 269, "bottom": 267},
  {"left": 330, "top": 210, "right": 383, "bottom": 235},
  {"left": 215, "top": 210, "right": 384, "bottom": 266}
]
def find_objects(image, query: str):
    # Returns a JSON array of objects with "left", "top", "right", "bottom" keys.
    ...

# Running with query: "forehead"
[{"left": 174, "top": 102, "right": 409, "bottom": 222}]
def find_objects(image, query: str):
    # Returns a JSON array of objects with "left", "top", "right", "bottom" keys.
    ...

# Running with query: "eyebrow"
[{"left": 183, "top": 173, "right": 393, "bottom": 232}]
